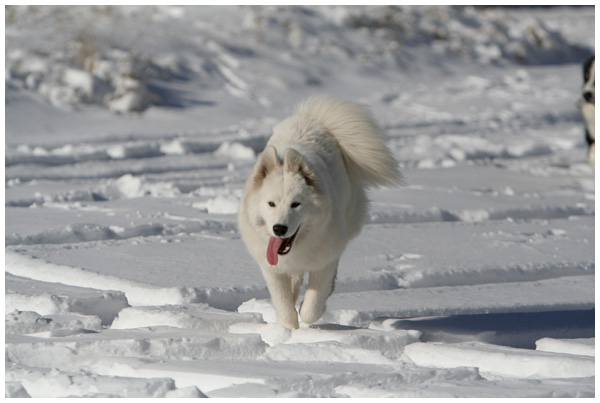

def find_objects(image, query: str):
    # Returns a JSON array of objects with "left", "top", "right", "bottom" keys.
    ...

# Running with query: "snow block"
[
  {"left": 403, "top": 340, "right": 594, "bottom": 379},
  {"left": 324, "top": 275, "right": 594, "bottom": 327},
  {"left": 535, "top": 337, "right": 595, "bottom": 357},
  {"left": 111, "top": 304, "right": 263, "bottom": 332}
]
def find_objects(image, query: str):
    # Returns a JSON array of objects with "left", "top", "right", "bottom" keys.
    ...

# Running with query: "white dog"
[{"left": 238, "top": 95, "right": 401, "bottom": 329}]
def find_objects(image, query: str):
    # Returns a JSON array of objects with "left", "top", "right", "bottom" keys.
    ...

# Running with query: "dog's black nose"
[
  {"left": 273, "top": 224, "right": 288, "bottom": 237},
  {"left": 584, "top": 91, "right": 594, "bottom": 102}
]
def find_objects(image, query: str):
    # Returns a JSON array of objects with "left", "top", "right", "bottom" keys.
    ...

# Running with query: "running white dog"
[{"left": 238, "top": 95, "right": 401, "bottom": 329}]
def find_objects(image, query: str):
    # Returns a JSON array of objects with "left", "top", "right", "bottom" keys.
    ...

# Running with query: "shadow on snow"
[{"left": 378, "top": 309, "right": 594, "bottom": 349}]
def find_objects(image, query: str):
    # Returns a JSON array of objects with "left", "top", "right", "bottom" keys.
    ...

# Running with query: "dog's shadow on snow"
[
  {"left": 308, "top": 323, "right": 363, "bottom": 331},
  {"left": 377, "top": 309, "right": 595, "bottom": 349}
]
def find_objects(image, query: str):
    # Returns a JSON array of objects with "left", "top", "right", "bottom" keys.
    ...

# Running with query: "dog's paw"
[
  {"left": 277, "top": 309, "right": 299, "bottom": 330},
  {"left": 299, "top": 301, "right": 325, "bottom": 324}
]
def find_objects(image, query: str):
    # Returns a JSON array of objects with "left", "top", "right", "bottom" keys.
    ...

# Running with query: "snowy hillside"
[{"left": 5, "top": 5, "right": 595, "bottom": 398}]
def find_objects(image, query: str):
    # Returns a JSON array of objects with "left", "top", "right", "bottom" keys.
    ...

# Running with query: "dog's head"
[
  {"left": 583, "top": 55, "right": 595, "bottom": 105},
  {"left": 250, "top": 146, "right": 326, "bottom": 265}
]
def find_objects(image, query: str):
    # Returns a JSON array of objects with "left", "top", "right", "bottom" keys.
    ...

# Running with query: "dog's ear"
[
  {"left": 252, "top": 146, "right": 280, "bottom": 188},
  {"left": 284, "top": 148, "right": 317, "bottom": 188}
]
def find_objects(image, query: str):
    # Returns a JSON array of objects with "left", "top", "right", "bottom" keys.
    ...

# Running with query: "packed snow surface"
[{"left": 5, "top": 5, "right": 595, "bottom": 398}]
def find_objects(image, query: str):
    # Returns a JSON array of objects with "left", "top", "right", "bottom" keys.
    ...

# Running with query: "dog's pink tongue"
[{"left": 267, "top": 237, "right": 284, "bottom": 266}]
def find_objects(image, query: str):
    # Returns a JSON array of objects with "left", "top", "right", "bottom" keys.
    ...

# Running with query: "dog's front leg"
[
  {"left": 299, "top": 261, "right": 338, "bottom": 324},
  {"left": 262, "top": 269, "right": 299, "bottom": 329}
]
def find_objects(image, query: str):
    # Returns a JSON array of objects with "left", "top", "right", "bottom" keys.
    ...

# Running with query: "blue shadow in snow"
[{"left": 386, "top": 309, "right": 594, "bottom": 349}]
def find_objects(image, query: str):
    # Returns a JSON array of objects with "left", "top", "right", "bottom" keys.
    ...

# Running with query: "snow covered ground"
[{"left": 5, "top": 5, "right": 595, "bottom": 398}]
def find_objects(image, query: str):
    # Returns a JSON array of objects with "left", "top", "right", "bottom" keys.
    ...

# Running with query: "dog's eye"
[
  {"left": 291, "top": 202, "right": 301, "bottom": 209},
  {"left": 268, "top": 201, "right": 276, "bottom": 207}
]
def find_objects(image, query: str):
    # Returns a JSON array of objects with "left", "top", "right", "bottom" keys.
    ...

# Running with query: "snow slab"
[
  {"left": 322, "top": 275, "right": 594, "bottom": 327},
  {"left": 403, "top": 340, "right": 595, "bottom": 379},
  {"left": 535, "top": 337, "right": 595, "bottom": 357}
]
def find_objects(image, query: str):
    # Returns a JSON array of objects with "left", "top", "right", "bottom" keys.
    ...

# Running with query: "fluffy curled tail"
[{"left": 294, "top": 95, "right": 402, "bottom": 187}]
